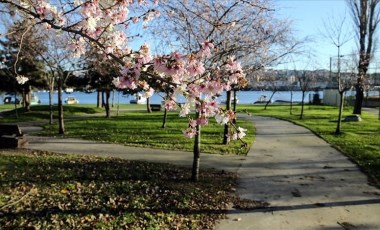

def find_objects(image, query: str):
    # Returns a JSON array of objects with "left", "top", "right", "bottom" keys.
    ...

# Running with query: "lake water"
[{"left": 6, "top": 89, "right": 378, "bottom": 105}]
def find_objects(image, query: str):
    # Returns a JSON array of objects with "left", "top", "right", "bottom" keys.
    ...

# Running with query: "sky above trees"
[{"left": 275, "top": 0, "right": 379, "bottom": 71}]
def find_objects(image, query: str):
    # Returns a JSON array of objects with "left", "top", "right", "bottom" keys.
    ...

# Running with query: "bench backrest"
[{"left": 0, "top": 124, "right": 23, "bottom": 136}]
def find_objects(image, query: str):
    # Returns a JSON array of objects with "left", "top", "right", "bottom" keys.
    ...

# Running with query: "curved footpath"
[{"left": 19, "top": 115, "right": 380, "bottom": 230}]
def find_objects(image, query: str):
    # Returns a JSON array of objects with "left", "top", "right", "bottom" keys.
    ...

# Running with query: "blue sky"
[
  {"left": 0, "top": 1, "right": 365, "bottom": 71},
  {"left": 275, "top": 0, "right": 356, "bottom": 70}
]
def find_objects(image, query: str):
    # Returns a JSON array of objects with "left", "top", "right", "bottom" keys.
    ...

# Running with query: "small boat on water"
[
  {"left": 30, "top": 93, "right": 41, "bottom": 105},
  {"left": 65, "top": 88, "right": 74, "bottom": 94},
  {"left": 65, "top": 96, "right": 79, "bottom": 104},
  {"left": 130, "top": 93, "right": 147, "bottom": 104},
  {"left": 254, "top": 95, "right": 271, "bottom": 104}
]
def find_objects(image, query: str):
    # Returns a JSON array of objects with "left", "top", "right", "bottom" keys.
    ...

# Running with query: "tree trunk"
[
  {"left": 290, "top": 90, "right": 293, "bottom": 115},
  {"left": 192, "top": 112, "right": 201, "bottom": 182},
  {"left": 335, "top": 91, "right": 345, "bottom": 135},
  {"left": 97, "top": 90, "right": 101, "bottom": 108},
  {"left": 111, "top": 90, "right": 115, "bottom": 107},
  {"left": 49, "top": 84, "right": 53, "bottom": 125},
  {"left": 264, "top": 91, "right": 276, "bottom": 110},
  {"left": 147, "top": 97, "right": 152, "bottom": 113},
  {"left": 13, "top": 93, "right": 18, "bottom": 118},
  {"left": 162, "top": 108, "right": 168, "bottom": 128},
  {"left": 223, "top": 90, "right": 231, "bottom": 144},
  {"left": 232, "top": 89, "right": 237, "bottom": 124},
  {"left": 58, "top": 77, "right": 65, "bottom": 134},
  {"left": 23, "top": 85, "right": 31, "bottom": 112},
  {"left": 105, "top": 89, "right": 111, "bottom": 118},
  {"left": 353, "top": 83, "right": 364, "bottom": 114},
  {"left": 350, "top": 0, "right": 378, "bottom": 115},
  {"left": 101, "top": 90, "right": 105, "bottom": 108},
  {"left": 300, "top": 91, "right": 305, "bottom": 119}
]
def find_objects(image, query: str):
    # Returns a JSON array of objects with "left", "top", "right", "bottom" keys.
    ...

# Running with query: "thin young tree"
[
  {"left": 297, "top": 70, "right": 316, "bottom": 120},
  {"left": 321, "top": 13, "right": 354, "bottom": 134}
]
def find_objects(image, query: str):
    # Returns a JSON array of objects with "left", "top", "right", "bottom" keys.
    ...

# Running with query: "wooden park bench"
[
  {"left": 150, "top": 104, "right": 162, "bottom": 111},
  {"left": 0, "top": 124, "right": 28, "bottom": 148}
]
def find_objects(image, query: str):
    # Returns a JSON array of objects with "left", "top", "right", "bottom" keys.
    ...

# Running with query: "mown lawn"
[
  {"left": 41, "top": 111, "right": 254, "bottom": 155},
  {"left": 238, "top": 104, "right": 380, "bottom": 185},
  {"left": 0, "top": 105, "right": 103, "bottom": 123},
  {"left": 0, "top": 149, "right": 238, "bottom": 229},
  {"left": 1, "top": 105, "right": 254, "bottom": 155}
]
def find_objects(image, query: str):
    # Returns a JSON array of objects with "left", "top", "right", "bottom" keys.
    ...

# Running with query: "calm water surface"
[{"left": 3, "top": 89, "right": 378, "bottom": 105}]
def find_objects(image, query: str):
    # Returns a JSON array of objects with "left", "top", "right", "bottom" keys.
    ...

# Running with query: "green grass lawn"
[
  {"left": 1, "top": 104, "right": 254, "bottom": 155},
  {"left": 41, "top": 111, "right": 254, "bottom": 155},
  {"left": 0, "top": 105, "right": 103, "bottom": 123},
  {"left": 238, "top": 104, "right": 380, "bottom": 185},
  {"left": 0, "top": 149, "right": 237, "bottom": 229}
]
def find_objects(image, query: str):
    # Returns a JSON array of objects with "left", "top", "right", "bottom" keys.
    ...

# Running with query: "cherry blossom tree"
[
  {"left": 0, "top": 0, "right": 248, "bottom": 181},
  {"left": 152, "top": 0, "right": 302, "bottom": 144}
]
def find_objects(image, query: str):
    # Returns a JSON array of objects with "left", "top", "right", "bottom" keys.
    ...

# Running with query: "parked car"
[
  {"left": 65, "top": 96, "right": 79, "bottom": 104},
  {"left": 3, "top": 96, "right": 21, "bottom": 104}
]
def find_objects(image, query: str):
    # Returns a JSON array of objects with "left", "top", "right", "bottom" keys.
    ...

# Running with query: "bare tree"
[
  {"left": 347, "top": 0, "right": 380, "bottom": 114},
  {"left": 255, "top": 69, "right": 280, "bottom": 110},
  {"left": 297, "top": 71, "right": 316, "bottom": 119},
  {"left": 322, "top": 13, "right": 354, "bottom": 134}
]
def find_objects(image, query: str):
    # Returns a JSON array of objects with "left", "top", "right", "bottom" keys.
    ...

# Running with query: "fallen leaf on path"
[
  {"left": 291, "top": 189, "right": 302, "bottom": 197},
  {"left": 337, "top": 221, "right": 357, "bottom": 230}
]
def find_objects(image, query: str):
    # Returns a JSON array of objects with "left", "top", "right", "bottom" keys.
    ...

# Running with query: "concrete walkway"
[
  {"left": 20, "top": 116, "right": 380, "bottom": 230},
  {"left": 216, "top": 116, "right": 380, "bottom": 230}
]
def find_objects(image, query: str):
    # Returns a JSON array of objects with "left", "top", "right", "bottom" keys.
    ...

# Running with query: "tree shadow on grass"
[{"left": 0, "top": 150, "right": 236, "bottom": 229}]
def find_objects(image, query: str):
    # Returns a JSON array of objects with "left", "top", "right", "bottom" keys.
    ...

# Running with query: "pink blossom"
[
  {"left": 68, "top": 38, "right": 86, "bottom": 58},
  {"left": 231, "top": 127, "right": 247, "bottom": 140},
  {"left": 198, "top": 40, "right": 214, "bottom": 58},
  {"left": 189, "top": 119, "right": 197, "bottom": 128},
  {"left": 164, "top": 100, "right": 177, "bottom": 111},
  {"left": 186, "top": 59, "right": 205, "bottom": 77},
  {"left": 144, "top": 87, "right": 155, "bottom": 98},
  {"left": 16, "top": 75, "right": 28, "bottom": 85},
  {"left": 183, "top": 127, "right": 197, "bottom": 138},
  {"left": 204, "top": 100, "right": 219, "bottom": 116},
  {"left": 187, "top": 84, "right": 201, "bottom": 98},
  {"left": 132, "top": 17, "right": 139, "bottom": 23},
  {"left": 112, "top": 77, "right": 120, "bottom": 87},
  {"left": 197, "top": 116, "right": 208, "bottom": 126},
  {"left": 215, "top": 113, "right": 229, "bottom": 125},
  {"left": 179, "top": 103, "right": 191, "bottom": 117},
  {"left": 86, "top": 17, "right": 98, "bottom": 32}
]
